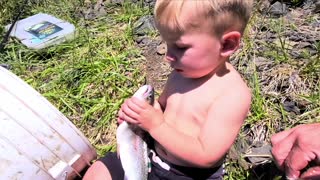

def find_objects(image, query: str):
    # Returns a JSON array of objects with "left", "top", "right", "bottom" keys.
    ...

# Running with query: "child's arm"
[
  {"left": 151, "top": 87, "right": 251, "bottom": 167},
  {"left": 119, "top": 86, "right": 251, "bottom": 167}
]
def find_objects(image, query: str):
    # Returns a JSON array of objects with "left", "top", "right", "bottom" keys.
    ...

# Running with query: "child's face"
[{"left": 160, "top": 29, "right": 224, "bottom": 78}]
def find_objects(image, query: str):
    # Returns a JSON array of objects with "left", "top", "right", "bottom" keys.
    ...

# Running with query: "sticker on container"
[{"left": 26, "top": 21, "right": 63, "bottom": 39}]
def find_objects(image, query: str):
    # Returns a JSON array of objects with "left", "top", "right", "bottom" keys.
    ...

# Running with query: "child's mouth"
[{"left": 175, "top": 69, "right": 183, "bottom": 72}]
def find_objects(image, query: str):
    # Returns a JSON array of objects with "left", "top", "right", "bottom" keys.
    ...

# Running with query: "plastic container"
[
  {"left": 5, "top": 13, "right": 75, "bottom": 50},
  {"left": 0, "top": 66, "right": 97, "bottom": 180}
]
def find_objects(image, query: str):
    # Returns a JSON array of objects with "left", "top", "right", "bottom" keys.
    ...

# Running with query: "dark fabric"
[
  {"left": 148, "top": 152, "right": 224, "bottom": 180},
  {"left": 98, "top": 152, "right": 124, "bottom": 180},
  {"left": 98, "top": 151, "right": 223, "bottom": 180}
]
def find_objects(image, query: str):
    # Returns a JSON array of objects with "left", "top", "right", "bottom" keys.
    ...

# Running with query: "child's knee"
[{"left": 83, "top": 161, "right": 112, "bottom": 180}]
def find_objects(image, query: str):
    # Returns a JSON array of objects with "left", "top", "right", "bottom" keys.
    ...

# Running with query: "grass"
[
  {"left": 224, "top": 1, "right": 320, "bottom": 179},
  {"left": 1, "top": 0, "right": 319, "bottom": 179},
  {"left": 0, "top": 0, "right": 150, "bottom": 153}
]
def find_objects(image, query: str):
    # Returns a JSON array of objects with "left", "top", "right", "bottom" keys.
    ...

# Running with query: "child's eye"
[{"left": 175, "top": 45, "right": 188, "bottom": 51}]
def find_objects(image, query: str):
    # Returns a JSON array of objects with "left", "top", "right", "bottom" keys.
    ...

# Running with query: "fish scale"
[{"left": 116, "top": 85, "right": 154, "bottom": 180}]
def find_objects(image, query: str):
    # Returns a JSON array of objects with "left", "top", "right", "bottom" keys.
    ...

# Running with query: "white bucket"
[{"left": 0, "top": 66, "right": 97, "bottom": 180}]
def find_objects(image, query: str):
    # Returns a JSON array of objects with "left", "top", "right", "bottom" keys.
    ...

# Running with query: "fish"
[{"left": 116, "top": 85, "right": 154, "bottom": 180}]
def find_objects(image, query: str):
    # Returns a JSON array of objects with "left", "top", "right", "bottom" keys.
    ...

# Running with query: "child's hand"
[
  {"left": 117, "top": 114, "right": 124, "bottom": 125},
  {"left": 118, "top": 97, "right": 164, "bottom": 132}
]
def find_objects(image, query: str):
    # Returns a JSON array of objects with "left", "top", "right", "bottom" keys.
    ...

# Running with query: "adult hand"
[
  {"left": 271, "top": 123, "right": 320, "bottom": 179},
  {"left": 118, "top": 97, "right": 164, "bottom": 132}
]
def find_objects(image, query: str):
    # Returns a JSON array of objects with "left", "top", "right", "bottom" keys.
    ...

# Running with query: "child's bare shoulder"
[
  {"left": 206, "top": 66, "right": 252, "bottom": 122},
  {"left": 205, "top": 65, "right": 251, "bottom": 100}
]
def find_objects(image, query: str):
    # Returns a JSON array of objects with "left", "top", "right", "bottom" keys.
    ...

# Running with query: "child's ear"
[{"left": 220, "top": 31, "right": 241, "bottom": 57}]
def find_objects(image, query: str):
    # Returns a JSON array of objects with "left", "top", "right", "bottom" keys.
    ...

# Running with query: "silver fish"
[{"left": 116, "top": 85, "right": 154, "bottom": 180}]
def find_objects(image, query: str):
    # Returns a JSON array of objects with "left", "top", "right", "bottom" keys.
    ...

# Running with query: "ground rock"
[
  {"left": 269, "top": 1, "right": 287, "bottom": 16},
  {"left": 245, "top": 145, "right": 272, "bottom": 165},
  {"left": 78, "top": 0, "right": 108, "bottom": 19},
  {"left": 254, "top": 57, "right": 274, "bottom": 71},
  {"left": 156, "top": 42, "right": 166, "bottom": 55},
  {"left": 133, "top": 15, "right": 156, "bottom": 36},
  {"left": 110, "top": 0, "right": 155, "bottom": 7},
  {"left": 315, "top": 0, "right": 320, "bottom": 12},
  {"left": 0, "top": 64, "right": 11, "bottom": 70}
]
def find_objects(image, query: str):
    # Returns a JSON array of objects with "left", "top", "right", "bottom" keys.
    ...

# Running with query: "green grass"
[
  {"left": 224, "top": 2, "right": 320, "bottom": 178},
  {"left": 0, "top": 0, "right": 150, "bottom": 151},
  {"left": 1, "top": 1, "right": 319, "bottom": 179}
]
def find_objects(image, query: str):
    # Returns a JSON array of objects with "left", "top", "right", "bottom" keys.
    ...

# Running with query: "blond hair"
[{"left": 154, "top": 0, "right": 253, "bottom": 36}]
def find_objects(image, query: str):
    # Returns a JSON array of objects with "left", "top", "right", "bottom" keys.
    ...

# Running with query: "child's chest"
[{"left": 163, "top": 89, "right": 218, "bottom": 137}]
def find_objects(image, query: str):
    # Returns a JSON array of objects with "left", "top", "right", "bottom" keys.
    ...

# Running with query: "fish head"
[{"left": 133, "top": 85, "right": 154, "bottom": 105}]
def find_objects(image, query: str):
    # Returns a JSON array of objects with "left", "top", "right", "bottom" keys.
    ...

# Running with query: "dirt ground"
[{"left": 141, "top": 40, "right": 169, "bottom": 93}]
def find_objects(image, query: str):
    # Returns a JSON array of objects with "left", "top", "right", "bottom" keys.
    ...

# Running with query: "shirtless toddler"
[{"left": 84, "top": 0, "right": 253, "bottom": 179}]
